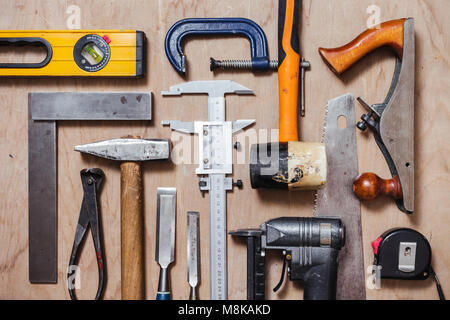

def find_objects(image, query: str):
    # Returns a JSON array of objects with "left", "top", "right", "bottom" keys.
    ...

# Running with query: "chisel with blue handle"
[{"left": 155, "top": 187, "right": 177, "bottom": 300}]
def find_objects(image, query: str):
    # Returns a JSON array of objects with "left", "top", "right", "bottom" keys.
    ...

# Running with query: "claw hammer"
[{"left": 250, "top": 0, "right": 326, "bottom": 190}]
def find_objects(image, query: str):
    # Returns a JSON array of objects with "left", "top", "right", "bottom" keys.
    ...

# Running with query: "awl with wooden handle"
[{"left": 155, "top": 187, "right": 177, "bottom": 300}]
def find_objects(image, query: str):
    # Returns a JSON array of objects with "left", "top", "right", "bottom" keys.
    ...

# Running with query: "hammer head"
[
  {"left": 75, "top": 138, "right": 170, "bottom": 162},
  {"left": 250, "top": 141, "right": 326, "bottom": 190}
]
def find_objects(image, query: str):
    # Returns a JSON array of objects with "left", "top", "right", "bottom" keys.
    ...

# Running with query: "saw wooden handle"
[
  {"left": 318, "top": 18, "right": 406, "bottom": 75},
  {"left": 120, "top": 161, "right": 144, "bottom": 300},
  {"left": 278, "top": 0, "right": 300, "bottom": 143},
  {"left": 353, "top": 172, "right": 402, "bottom": 201}
]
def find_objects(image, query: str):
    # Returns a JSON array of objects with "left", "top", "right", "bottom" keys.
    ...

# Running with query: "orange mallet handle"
[{"left": 278, "top": 0, "right": 301, "bottom": 143}]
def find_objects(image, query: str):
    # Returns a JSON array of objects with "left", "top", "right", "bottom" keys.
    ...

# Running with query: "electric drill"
[{"left": 230, "top": 217, "right": 345, "bottom": 300}]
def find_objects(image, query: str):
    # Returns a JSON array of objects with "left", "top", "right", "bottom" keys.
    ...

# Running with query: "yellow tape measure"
[{"left": 0, "top": 30, "right": 145, "bottom": 77}]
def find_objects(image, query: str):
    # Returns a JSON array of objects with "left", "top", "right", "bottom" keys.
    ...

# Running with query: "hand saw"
[
  {"left": 0, "top": 30, "right": 145, "bottom": 76},
  {"left": 314, "top": 93, "right": 366, "bottom": 300}
]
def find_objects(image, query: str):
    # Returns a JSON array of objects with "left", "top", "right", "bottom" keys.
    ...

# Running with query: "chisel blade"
[
  {"left": 155, "top": 188, "right": 177, "bottom": 268},
  {"left": 187, "top": 211, "right": 200, "bottom": 288},
  {"left": 314, "top": 93, "right": 366, "bottom": 300}
]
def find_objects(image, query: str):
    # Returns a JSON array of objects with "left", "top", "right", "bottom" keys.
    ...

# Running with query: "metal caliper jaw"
[
  {"left": 161, "top": 119, "right": 254, "bottom": 176},
  {"left": 161, "top": 80, "right": 253, "bottom": 98},
  {"left": 161, "top": 80, "right": 255, "bottom": 177},
  {"left": 161, "top": 119, "right": 255, "bottom": 135},
  {"left": 161, "top": 80, "right": 254, "bottom": 300}
]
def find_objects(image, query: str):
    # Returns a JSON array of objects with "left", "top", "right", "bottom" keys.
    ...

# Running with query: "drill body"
[{"left": 230, "top": 217, "right": 345, "bottom": 300}]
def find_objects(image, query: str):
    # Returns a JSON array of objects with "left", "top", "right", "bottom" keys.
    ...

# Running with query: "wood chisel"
[
  {"left": 187, "top": 211, "right": 200, "bottom": 300},
  {"left": 156, "top": 188, "right": 177, "bottom": 300},
  {"left": 0, "top": 30, "right": 145, "bottom": 76}
]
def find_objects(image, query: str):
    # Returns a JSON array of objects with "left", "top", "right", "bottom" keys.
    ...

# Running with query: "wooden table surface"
[{"left": 0, "top": 0, "right": 448, "bottom": 300}]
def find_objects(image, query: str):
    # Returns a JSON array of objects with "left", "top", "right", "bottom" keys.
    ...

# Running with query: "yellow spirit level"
[{"left": 0, "top": 30, "right": 145, "bottom": 77}]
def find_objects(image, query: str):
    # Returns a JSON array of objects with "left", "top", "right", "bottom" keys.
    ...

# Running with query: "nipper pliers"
[{"left": 67, "top": 168, "right": 106, "bottom": 300}]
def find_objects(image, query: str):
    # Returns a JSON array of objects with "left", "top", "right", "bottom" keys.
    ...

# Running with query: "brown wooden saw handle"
[
  {"left": 318, "top": 18, "right": 406, "bottom": 75},
  {"left": 120, "top": 161, "right": 144, "bottom": 300},
  {"left": 353, "top": 172, "right": 402, "bottom": 201}
]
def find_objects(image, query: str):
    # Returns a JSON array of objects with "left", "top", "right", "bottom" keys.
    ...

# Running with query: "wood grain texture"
[
  {"left": 120, "top": 161, "right": 144, "bottom": 300},
  {"left": 318, "top": 19, "right": 406, "bottom": 75},
  {"left": 353, "top": 173, "right": 402, "bottom": 201},
  {"left": 0, "top": 0, "right": 448, "bottom": 300}
]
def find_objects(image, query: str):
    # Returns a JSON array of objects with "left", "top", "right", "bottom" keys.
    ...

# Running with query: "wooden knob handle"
[
  {"left": 120, "top": 161, "right": 144, "bottom": 300},
  {"left": 318, "top": 18, "right": 406, "bottom": 75},
  {"left": 278, "top": 0, "right": 300, "bottom": 143},
  {"left": 353, "top": 172, "right": 402, "bottom": 201}
]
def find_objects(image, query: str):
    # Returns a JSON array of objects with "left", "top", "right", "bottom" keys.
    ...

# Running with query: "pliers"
[{"left": 67, "top": 168, "right": 106, "bottom": 300}]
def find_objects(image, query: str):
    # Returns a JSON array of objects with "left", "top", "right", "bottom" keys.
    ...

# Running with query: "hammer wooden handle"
[
  {"left": 353, "top": 172, "right": 402, "bottom": 201},
  {"left": 120, "top": 161, "right": 144, "bottom": 300},
  {"left": 278, "top": 0, "right": 300, "bottom": 143},
  {"left": 318, "top": 19, "right": 406, "bottom": 75}
]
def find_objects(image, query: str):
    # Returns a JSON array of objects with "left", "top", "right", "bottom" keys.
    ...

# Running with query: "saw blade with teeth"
[
  {"left": 313, "top": 101, "right": 329, "bottom": 213},
  {"left": 313, "top": 93, "right": 366, "bottom": 300}
]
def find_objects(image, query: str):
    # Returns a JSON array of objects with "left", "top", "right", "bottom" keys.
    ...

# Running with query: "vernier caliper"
[{"left": 161, "top": 80, "right": 254, "bottom": 299}]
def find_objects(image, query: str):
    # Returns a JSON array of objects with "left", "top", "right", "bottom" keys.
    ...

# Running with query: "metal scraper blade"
[{"left": 314, "top": 93, "right": 366, "bottom": 300}]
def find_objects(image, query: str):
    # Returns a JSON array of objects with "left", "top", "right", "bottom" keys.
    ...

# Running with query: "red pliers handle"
[{"left": 67, "top": 168, "right": 106, "bottom": 300}]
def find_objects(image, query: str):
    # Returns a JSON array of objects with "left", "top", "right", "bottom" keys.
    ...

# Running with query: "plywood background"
[{"left": 0, "top": 0, "right": 448, "bottom": 300}]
